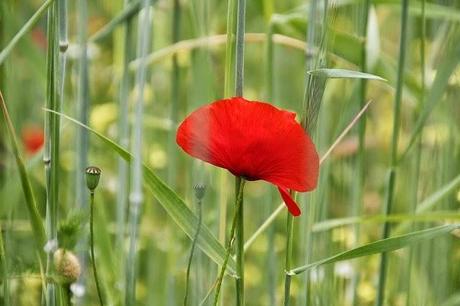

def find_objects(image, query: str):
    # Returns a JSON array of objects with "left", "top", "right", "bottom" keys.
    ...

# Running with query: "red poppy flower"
[
  {"left": 176, "top": 97, "right": 319, "bottom": 216},
  {"left": 21, "top": 125, "right": 44, "bottom": 155}
]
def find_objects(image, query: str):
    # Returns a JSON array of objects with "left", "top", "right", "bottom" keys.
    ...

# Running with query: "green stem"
[
  {"left": 125, "top": 1, "right": 152, "bottom": 304},
  {"left": 234, "top": 0, "right": 246, "bottom": 304},
  {"left": 407, "top": 1, "right": 425, "bottom": 304},
  {"left": 352, "top": 1, "right": 370, "bottom": 304},
  {"left": 90, "top": 192, "right": 105, "bottom": 306},
  {"left": 183, "top": 197, "right": 203, "bottom": 306},
  {"left": 234, "top": 0, "right": 246, "bottom": 98},
  {"left": 235, "top": 177, "right": 245, "bottom": 306},
  {"left": 0, "top": 227, "right": 9, "bottom": 305},
  {"left": 283, "top": 211, "right": 294, "bottom": 306},
  {"left": 213, "top": 179, "right": 245, "bottom": 306},
  {"left": 375, "top": 1, "right": 409, "bottom": 304}
]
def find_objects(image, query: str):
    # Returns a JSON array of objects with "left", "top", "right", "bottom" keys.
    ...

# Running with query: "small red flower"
[
  {"left": 21, "top": 125, "right": 44, "bottom": 155},
  {"left": 176, "top": 97, "right": 319, "bottom": 216}
]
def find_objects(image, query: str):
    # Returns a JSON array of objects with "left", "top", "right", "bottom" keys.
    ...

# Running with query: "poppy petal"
[
  {"left": 277, "top": 186, "right": 301, "bottom": 217},
  {"left": 176, "top": 97, "right": 319, "bottom": 195}
]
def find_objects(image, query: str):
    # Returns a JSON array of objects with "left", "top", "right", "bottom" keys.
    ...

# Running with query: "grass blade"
[
  {"left": 289, "top": 224, "right": 460, "bottom": 275},
  {"left": 307, "top": 68, "right": 386, "bottom": 81},
  {"left": 0, "top": 0, "right": 54, "bottom": 65},
  {"left": 0, "top": 91, "right": 46, "bottom": 260}
]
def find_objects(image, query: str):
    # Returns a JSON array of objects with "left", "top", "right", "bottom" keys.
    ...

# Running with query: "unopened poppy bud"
[
  {"left": 85, "top": 166, "right": 101, "bottom": 192},
  {"left": 54, "top": 248, "right": 81, "bottom": 284},
  {"left": 194, "top": 184, "right": 206, "bottom": 200}
]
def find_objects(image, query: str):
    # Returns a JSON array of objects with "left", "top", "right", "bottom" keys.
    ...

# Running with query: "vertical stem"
[
  {"left": 90, "top": 192, "right": 105, "bottom": 306},
  {"left": 116, "top": 0, "right": 133, "bottom": 297},
  {"left": 213, "top": 179, "right": 245, "bottom": 306},
  {"left": 125, "top": 1, "right": 152, "bottom": 305},
  {"left": 75, "top": 1, "right": 89, "bottom": 304},
  {"left": 0, "top": 223, "right": 8, "bottom": 305},
  {"left": 406, "top": 0, "right": 425, "bottom": 303},
  {"left": 265, "top": 22, "right": 277, "bottom": 306},
  {"left": 352, "top": 1, "right": 370, "bottom": 304},
  {"left": 235, "top": 177, "right": 245, "bottom": 306},
  {"left": 167, "top": 0, "right": 181, "bottom": 186},
  {"left": 283, "top": 209, "right": 294, "bottom": 306},
  {"left": 234, "top": 0, "right": 246, "bottom": 98},
  {"left": 217, "top": 4, "right": 238, "bottom": 302},
  {"left": 183, "top": 192, "right": 203, "bottom": 306},
  {"left": 45, "top": 3, "right": 60, "bottom": 304},
  {"left": 234, "top": 1, "right": 246, "bottom": 304},
  {"left": 375, "top": 0, "right": 409, "bottom": 305}
]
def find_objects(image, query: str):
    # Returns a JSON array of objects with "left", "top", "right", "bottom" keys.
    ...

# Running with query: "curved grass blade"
[
  {"left": 288, "top": 224, "right": 459, "bottom": 275},
  {"left": 0, "top": 0, "right": 54, "bottom": 65},
  {"left": 307, "top": 68, "right": 386, "bottom": 81},
  {"left": 44, "top": 109, "right": 237, "bottom": 275},
  {"left": 0, "top": 91, "right": 46, "bottom": 261}
]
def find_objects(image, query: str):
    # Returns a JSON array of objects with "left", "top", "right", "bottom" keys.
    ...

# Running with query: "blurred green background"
[{"left": 0, "top": 0, "right": 460, "bottom": 305}]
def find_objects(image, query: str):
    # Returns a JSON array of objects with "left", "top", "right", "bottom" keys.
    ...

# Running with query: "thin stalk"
[
  {"left": 375, "top": 0, "right": 409, "bottom": 305},
  {"left": 76, "top": 0, "right": 89, "bottom": 214},
  {"left": 216, "top": 2, "right": 238, "bottom": 301},
  {"left": 125, "top": 1, "right": 152, "bottom": 305},
  {"left": 45, "top": 3, "right": 60, "bottom": 304},
  {"left": 265, "top": 21, "right": 276, "bottom": 306},
  {"left": 352, "top": 1, "right": 370, "bottom": 304},
  {"left": 213, "top": 179, "right": 245, "bottom": 306},
  {"left": 407, "top": 0, "right": 425, "bottom": 303},
  {"left": 0, "top": 230, "right": 8, "bottom": 305},
  {"left": 90, "top": 192, "right": 104, "bottom": 306},
  {"left": 74, "top": 1, "right": 89, "bottom": 304},
  {"left": 89, "top": 0, "right": 148, "bottom": 43},
  {"left": 235, "top": 177, "right": 245, "bottom": 306},
  {"left": 183, "top": 191, "right": 203, "bottom": 306},
  {"left": 283, "top": 202, "right": 294, "bottom": 306},
  {"left": 167, "top": 0, "right": 180, "bottom": 186},
  {"left": 116, "top": 0, "right": 133, "bottom": 300},
  {"left": 234, "top": 1, "right": 246, "bottom": 304},
  {"left": 223, "top": 0, "right": 237, "bottom": 98}
]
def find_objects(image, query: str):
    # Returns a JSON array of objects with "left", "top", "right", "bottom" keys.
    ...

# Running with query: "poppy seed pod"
[
  {"left": 54, "top": 248, "right": 81, "bottom": 284},
  {"left": 85, "top": 166, "right": 101, "bottom": 191},
  {"left": 194, "top": 184, "right": 206, "bottom": 200}
]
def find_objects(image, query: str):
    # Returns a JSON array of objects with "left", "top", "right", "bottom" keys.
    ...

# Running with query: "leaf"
[
  {"left": 289, "top": 224, "right": 459, "bottom": 275},
  {"left": 307, "top": 68, "right": 386, "bottom": 81},
  {"left": 45, "top": 109, "right": 236, "bottom": 275}
]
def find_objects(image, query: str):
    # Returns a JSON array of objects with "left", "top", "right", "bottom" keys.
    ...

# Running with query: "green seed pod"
[
  {"left": 54, "top": 248, "right": 81, "bottom": 284},
  {"left": 194, "top": 184, "right": 206, "bottom": 200},
  {"left": 85, "top": 166, "right": 101, "bottom": 192}
]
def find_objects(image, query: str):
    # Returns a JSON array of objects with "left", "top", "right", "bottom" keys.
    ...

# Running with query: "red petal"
[
  {"left": 176, "top": 97, "right": 319, "bottom": 192},
  {"left": 277, "top": 186, "right": 301, "bottom": 216}
]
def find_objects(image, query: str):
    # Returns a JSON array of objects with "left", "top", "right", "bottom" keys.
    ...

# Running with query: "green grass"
[{"left": 1, "top": 0, "right": 460, "bottom": 305}]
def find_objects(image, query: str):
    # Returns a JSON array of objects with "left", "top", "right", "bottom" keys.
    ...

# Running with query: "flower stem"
[
  {"left": 235, "top": 176, "right": 245, "bottom": 306},
  {"left": 283, "top": 194, "right": 294, "bottom": 306},
  {"left": 213, "top": 178, "right": 245, "bottom": 306},
  {"left": 183, "top": 194, "right": 203, "bottom": 306},
  {"left": 90, "top": 191, "right": 104, "bottom": 306},
  {"left": 375, "top": 0, "right": 409, "bottom": 305}
]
